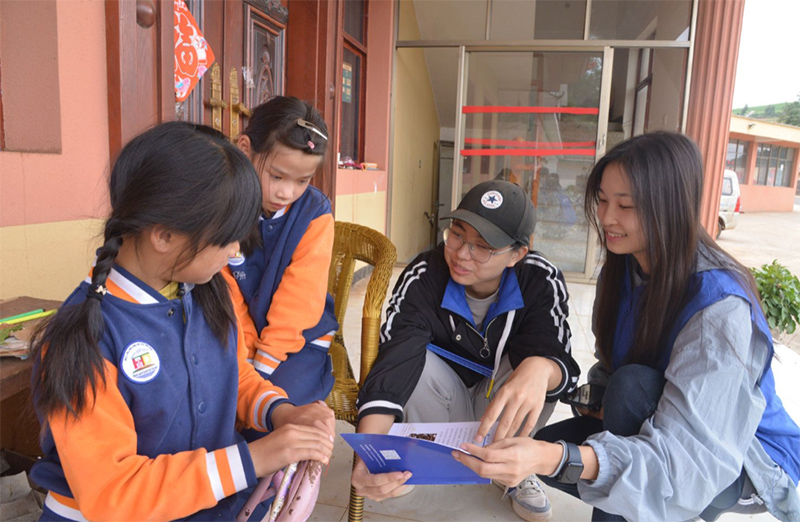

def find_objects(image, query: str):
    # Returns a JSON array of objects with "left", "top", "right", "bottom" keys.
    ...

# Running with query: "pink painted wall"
[
  {"left": 362, "top": 0, "right": 394, "bottom": 172},
  {"left": 740, "top": 185, "right": 797, "bottom": 213},
  {"left": 335, "top": 168, "right": 388, "bottom": 195},
  {"left": 0, "top": 0, "right": 62, "bottom": 153},
  {"left": 0, "top": 0, "right": 109, "bottom": 227}
]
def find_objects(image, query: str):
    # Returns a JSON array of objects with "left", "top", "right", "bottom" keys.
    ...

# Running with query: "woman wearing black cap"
[{"left": 352, "top": 180, "right": 580, "bottom": 521}]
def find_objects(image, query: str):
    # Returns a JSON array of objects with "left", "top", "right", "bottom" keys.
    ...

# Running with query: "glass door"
[{"left": 456, "top": 49, "right": 609, "bottom": 279}]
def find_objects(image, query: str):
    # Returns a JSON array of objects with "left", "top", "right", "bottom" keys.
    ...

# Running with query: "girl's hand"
[
  {"left": 453, "top": 438, "right": 560, "bottom": 487},
  {"left": 351, "top": 458, "right": 413, "bottom": 501},
  {"left": 271, "top": 400, "right": 336, "bottom": 439},
  {"left": 248, "top": 424, "right": 334, "bottom": 477}
]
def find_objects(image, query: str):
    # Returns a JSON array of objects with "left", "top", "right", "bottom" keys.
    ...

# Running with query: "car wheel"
[{"left": 716, "top": 218, "right": 725, "bottom": 239}]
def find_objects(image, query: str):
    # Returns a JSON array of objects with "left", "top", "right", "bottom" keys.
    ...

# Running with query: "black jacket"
[{"left": 357, "top": 244, "right": 580, "bottom": 421}]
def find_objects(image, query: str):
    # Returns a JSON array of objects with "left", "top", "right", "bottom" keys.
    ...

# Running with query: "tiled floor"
[{"left": 311, "top": 266, "right": 800, "bottom": 522}]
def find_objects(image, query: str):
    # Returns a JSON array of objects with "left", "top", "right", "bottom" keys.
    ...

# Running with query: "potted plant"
[{"left": 750, "top": 261, "right": 800, "bottom": 345}]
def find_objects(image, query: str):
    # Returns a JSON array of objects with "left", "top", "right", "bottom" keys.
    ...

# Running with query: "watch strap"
[
  {"left": 554, "top": 440, "right": 583, "bottom": 484},
  {"left": 547, "top": 440, "right": 568, "bottom": 478}
]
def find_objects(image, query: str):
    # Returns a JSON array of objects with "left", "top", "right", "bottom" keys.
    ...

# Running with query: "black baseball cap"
[{"left": 441, "top": 180, "right": 536, "bottom": 248}]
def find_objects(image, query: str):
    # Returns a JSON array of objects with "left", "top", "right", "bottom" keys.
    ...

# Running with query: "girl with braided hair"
[{"left": 30, "top": 121, "right": 334, "bottom": 521}]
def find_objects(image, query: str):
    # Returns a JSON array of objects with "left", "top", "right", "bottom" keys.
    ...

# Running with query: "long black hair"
[
  {"left": 31, "top": 122, "right": 262, "bottom": 419},
  {"left": 585, "top": 131, "right": 759, "bottom": 369},
  {"left": 240, "top": 95, "right": 328, "bottom": 254}
]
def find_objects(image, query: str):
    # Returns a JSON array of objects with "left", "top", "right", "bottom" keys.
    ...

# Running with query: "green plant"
[{"left": 750, "top": 260, "right": 800, "bottom": 335}]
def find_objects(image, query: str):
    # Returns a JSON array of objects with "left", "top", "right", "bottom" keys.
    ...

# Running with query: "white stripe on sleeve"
[
  {"left": 205, "top": 451, "right": 226, "bottom": 501},
  {"left": 226, "top": 445, "right": 249, "bottom": 492}
]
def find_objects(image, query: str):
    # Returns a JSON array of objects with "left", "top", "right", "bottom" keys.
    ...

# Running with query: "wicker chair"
[{"left": 325, "top": 222, "right": 397, "bottom": 522}]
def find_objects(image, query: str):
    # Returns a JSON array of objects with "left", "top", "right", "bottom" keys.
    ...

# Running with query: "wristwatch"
[{"left": 552, "top": 440, "right": 584, "bottom": 484}]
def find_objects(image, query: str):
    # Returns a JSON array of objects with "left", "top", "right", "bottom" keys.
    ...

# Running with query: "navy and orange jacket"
[
  {"left": 31, "top": 265, "right": 289, "bottom": 521},
  {"left": 226, "top": 186, "right": 338, "bottom": 376}
]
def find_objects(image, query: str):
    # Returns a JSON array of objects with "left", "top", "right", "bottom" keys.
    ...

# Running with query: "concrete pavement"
[{"left": 716, "top": 204, "right": 800, "bottom": 354}]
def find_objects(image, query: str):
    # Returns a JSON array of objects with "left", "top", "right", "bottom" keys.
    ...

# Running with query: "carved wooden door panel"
[{"left": 178, "top": 0, "right": 287, "bottom": 141}]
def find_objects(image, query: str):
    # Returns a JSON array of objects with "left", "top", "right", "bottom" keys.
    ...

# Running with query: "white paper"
[{"left": 388, "top": 421, "right": 497, "bottom": 451}]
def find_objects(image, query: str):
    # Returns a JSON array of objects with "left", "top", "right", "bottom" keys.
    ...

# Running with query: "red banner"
[{"left": 174, "top": 0, "right": 215, "bottom": 102}]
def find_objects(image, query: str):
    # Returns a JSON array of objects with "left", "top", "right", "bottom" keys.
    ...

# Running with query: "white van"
[{"left": 718, "top": 169, "right": 741, "bottom": 238}]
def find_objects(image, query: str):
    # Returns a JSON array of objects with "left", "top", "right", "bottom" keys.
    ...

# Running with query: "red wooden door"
[{"left": 199, "top": 0, "right": 288, "bottom": 140}]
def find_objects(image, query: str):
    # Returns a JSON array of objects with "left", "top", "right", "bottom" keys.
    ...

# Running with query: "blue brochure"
[{"left": 341, "top": 421, "right": 496, "bottom": 485}]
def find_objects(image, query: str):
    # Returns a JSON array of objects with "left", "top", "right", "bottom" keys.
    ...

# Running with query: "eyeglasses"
[
  {"left": 296, "top": 118, "right": 328, "bottom": 141},
  {"left": 442, "top": 228, "right": 514, "bottom": 264}
]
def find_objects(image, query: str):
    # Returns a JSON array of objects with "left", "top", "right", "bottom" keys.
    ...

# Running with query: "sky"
[{"left": 731, "top": 0, "right": 800, "bottom": 109}]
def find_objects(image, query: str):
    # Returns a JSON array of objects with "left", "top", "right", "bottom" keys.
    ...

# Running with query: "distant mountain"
[{"left": 732, "top": 102, "right": 788, "bottom": 122}]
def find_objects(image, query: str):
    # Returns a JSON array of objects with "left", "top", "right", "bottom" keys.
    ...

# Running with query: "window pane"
[
  {"left": 629, "top": 48, "right": 687, "bottom": 135},
  {"left": 755, "top": 146, "right": 768, "bottom": 185},
  {"left": 344, "top": 0, "right": 366, "bottom": 44},
  {"left": 399, "top": 0, "right": 486, "bottom": 41},
  {"left": 490, "top": 0, "right": 587, "bottom": 40},
  {"left": 722, "top": 177, "right": 733, "bottom": 196},
  {"left": 340, "top": 47, "right": 362, "bottom": 162},
  {"left": 638, "top": 48, "right": 651, "bottom": 81},
  {"left": 736, "top": 142, "right": 747, "bottom": 183},
  {"left": 633, "top": 86, "right": 649, "bottom": 135},
  {"left": 776, "top": 162, "right": 786, "bottom": 187},
  {"left": 590, "top": 0, "right": 691, "bottom": 41}
]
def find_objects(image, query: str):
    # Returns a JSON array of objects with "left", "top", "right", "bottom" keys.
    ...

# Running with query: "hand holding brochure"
[{"left": 341, "top": 421, "right": 496, "bottom": 485}]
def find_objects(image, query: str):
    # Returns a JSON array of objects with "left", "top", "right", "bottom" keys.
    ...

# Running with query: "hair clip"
[
  {"left": 307, "top": 141, "right": 315, "bottom": 150},
  {"left": 296, "top": 118, "right": 328, "bottom": 141},
  {"left": 87, "top": 283, "right": 108, "bottom": 301}
]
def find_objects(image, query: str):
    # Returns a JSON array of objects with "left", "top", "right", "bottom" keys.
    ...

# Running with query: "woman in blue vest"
[{"left": 454, "top": 132, "right": 800, "bottom": 521}]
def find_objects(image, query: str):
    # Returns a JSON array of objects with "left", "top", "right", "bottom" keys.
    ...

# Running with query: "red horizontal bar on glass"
[
  {"left": 460, "top": 148, "right": 596, "bottom": 157},
  {"left": 462, "top": 106, "right": 600, "bottom": 115},
  {"left": 464, "top": 138, "right": 596, "bottom": 148}
]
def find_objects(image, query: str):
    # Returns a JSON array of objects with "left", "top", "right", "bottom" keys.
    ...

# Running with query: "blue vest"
[
  {"left": 612, "top": 260, "right": 800, "bottom": 484},
  {"left": 231, "top": 186, "right": 338, "bottom": 343}
]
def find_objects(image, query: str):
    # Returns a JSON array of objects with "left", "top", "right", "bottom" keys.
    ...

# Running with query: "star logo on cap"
[{"left": 481, "top": 190, "right": 503, "bottom": 209}]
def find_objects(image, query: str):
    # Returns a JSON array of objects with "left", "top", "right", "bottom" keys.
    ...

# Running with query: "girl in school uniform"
[
  {"left": 454, "top": 132, "right": 800, "bottom": 522},
  {"left": 30, "top": 121, "right": 335, "bottom": 521},
  {"left": 226, "top": 96, "right": 338, "bottom": 419}
]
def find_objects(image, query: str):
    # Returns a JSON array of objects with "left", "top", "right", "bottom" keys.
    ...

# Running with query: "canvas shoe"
[{"left": 508, "top": 475, "right": 552, "bottom": 521}]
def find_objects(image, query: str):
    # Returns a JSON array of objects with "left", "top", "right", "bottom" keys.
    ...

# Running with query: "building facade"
[
  {"left": 727, "top": 115, "right": 800, "bottom": 212},
  {"left": 0, "top": 0, "right": 743, "bottom": 299}
]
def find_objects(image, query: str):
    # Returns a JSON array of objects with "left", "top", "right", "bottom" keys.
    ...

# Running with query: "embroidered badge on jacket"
[
  {"left": 228, "top": 251, "right": 246, "bottom": 267},
  {"left": 121, "top": 342, "right": 161, "bottom": 383}
]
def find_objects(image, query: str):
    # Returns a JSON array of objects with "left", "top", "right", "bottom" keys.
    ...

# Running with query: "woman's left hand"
[
  {"left": 453, "top": 438, "right": 557, "bottom": 487},
  {"left": 475, "top": 356, "right": 560, "bottom": 442}
]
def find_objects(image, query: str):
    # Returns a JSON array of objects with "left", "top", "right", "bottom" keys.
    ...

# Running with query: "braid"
[
  {"left": 92, "top": 234, "right": 123, "bottom": 290},
  {"left": 31, "top": 234, "right": 123, "bottom": 418}
]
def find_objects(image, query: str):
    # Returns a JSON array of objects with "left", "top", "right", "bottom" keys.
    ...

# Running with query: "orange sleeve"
[
  {"left": 222, "top": 267, "right": 259, "bottom": 357},
  {"left": 233, "top": 304, "right": 290, "bottom": 431},
  {"left": 49, "top": 363, "right": 246, "bottom": 522},
  {"left": 254, "top": 213, "right": 334, "bottom": 367}
]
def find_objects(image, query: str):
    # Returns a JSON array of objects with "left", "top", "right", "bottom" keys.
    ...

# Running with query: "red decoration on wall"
[{"left": 174, "top": 0, "right": 214, "bottom": 102}]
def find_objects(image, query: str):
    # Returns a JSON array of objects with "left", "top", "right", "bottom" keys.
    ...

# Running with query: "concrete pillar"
[{"left": 685, "top": 0, "right": 746, "bottom": 236}]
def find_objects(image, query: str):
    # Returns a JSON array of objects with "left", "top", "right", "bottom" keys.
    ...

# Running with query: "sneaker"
[{"left": 509, "top": 476, "right": 552, "bottom": 521}]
